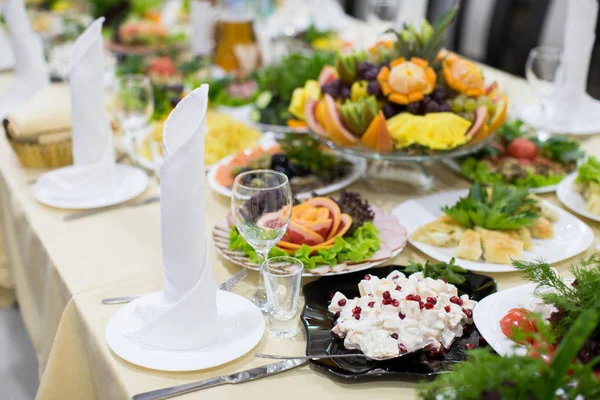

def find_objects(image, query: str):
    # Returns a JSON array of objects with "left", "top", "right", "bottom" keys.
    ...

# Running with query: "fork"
[
  {"left": 63, "top": 195, "right": 160, "bottom": 221},
  {"left": 101, "top": 269, "right": 248, "bottom": 305}
]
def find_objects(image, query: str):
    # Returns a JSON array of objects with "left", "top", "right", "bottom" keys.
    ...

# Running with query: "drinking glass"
[
  {"left": 366, "top": 0, "right": 401, "bottom": 22},
  {"left": 231, "top": 170, "right": 293, "bottom": 312},
  {"left": 525, "top": 46, "right": 565, "bottom": 120},
  {"left": 113, "top": 74, "right": 154, "bottom": 163},
  {"left": 263, "top": 256, "right": 304, "bottom": 338}
]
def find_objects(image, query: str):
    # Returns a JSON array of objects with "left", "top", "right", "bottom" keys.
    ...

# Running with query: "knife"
[{"left": 131, "top": 359, "right": 307, "bottom": 400}]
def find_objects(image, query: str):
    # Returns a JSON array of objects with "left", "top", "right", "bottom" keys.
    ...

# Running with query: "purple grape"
[
  {"left": 439, "top": 102, "right": 451, "bottom": 112},
  {"left": 422, "top": 95, "right": 432, "bottom": 104},
  {"left": 340, "top": 85, "right": 351, "bottom": 99},
  {"left": 382, "top": 104, "right": 397, "bottom": 118},
  {"left": 406, "top": 101, "right": 422, "bottom": 115},
  {"left": 363, "top": 68, "right": 379, "bottom": 81},
  {"left": 431, "top": 88, "right": 449, "bottom": 103},
  {"left": 321, "top": 79, "right": 341, "bottom": 98},
  {"left": 366, "top": 81, "right": 382, "bottom": 96},
  {"left": 357, "top": 62, "right": 376, "bottom": 79},
  {"left": 423, "top": 101, "right": 440, "bottom": 114}
]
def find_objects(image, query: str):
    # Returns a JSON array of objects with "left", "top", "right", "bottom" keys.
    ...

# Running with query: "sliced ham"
[
  {"left": 378, "top": 228, "right": 407, "bottom": 252},
  {"left": 361, "top": 242, "right": 392, "bottom": 263}
]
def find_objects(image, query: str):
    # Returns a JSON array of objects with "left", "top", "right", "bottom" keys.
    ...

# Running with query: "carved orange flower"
[{"left": 377, "top": 57, "right": 436, "bottom": 105}]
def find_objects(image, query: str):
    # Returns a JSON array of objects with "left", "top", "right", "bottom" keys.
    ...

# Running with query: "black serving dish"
[{"left": 300, "top": 265, "right": 497, "bottom": 381}]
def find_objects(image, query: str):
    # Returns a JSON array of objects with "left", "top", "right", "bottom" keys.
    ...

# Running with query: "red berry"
[
  {"left": 392, "top": 299, "right": 400, "bottom": 307},
  {"left": 398, "top": 343, "right": 408, "bottom": 353},
  {"left": 427, "top": 297, "right": 437, "bottom": 305},
  {"left": 419, "top": 301, "right": 425, "bottom": 309},
  {"left": 353, "top": 306, "right": 362, "bottom": 314},
  {"left": 334, "top": 311, "right": 340, "bottom": 318},
  {"left": 382, "top": 298, "right": 392, "bottom": 305},
  {"left": 353, "top": 313, "right": 360, "bottom": 320},
  {"left": 463, "top": 308, "right": 473, "bottom": 318},
  {"left": 405, "top": 294, "right": 415, "bottom": 301},
  {"left": 364, "top": 274, "right": 371, "bottom": 280},
  {"left": 441, "top": 279, "right": 447, "bottom": 283},
  {"left": 424, "top": 303, "right": 434, "bottom": 310},
  {"left": 395, "top": 285, "right": 402, "bottom": 291},
  {"left": 338, "top": 299, "right": 346, "bottom": 307},
  {"left": 450, "top": 296, "right": 460, "bottom": 304},
  {"left": 457, "top": 298, "right": 464, "bottom": 306},
  {"left": 391, "top": 333, "right": 398, "bottom": 339},
  {"left": 414, "top": 295, "right": 421, "bottom": 302},
  {"left": 368, "top": 301, "right": 375, "bottom": 308},
  {"left": 382, "top": 291, "right": 391, "bottom": 299},
  {"left": 464, "top": 343, "right": 475, "bottom": 350},
  {"left": 444, "top": 305, "right": 451, "bottom": 313},
  {"left": 398, "top": 311, "right": 406, "bottom": 319}
]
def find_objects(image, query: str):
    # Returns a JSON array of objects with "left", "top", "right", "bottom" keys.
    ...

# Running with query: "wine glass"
[
  {"left": 113, "top": 74, "right": 154, "bottom": 163},
  {"left": 231, "top": 170, "right": 293, "bottom": 312},
  {"left": 525, "top": 46, "right": 566, "bottom": 121},
  {"left": 366, "top": 0, "right": 401, "bottom": 23}
]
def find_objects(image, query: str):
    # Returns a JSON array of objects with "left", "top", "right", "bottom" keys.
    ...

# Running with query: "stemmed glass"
[
  {"left": 231, "top": 170, "right": 293, "bottom": 312},
  {"left": 366, "top": 0, "right": 401, "bottom": 22},
  {"left": 525, "top": 46, "right": 566, "bottom": 121},
  {"left": 113, "top": 74, "right": 154, "bottom": 164}
]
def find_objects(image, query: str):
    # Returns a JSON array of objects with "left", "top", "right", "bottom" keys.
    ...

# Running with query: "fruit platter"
[
  {"left": 212, "top": 192, "right": 407, "bottom": 276},
  {"left": 296, "top": 7, "right": 507, "bottom": 160},
  {"left": 448, "top": 119, "right": 585, "bottom": 193},
  {"left": 249, "top": 51, "right": 336, "bottom": 133},
  {"left": 393, "top": 183, "right": 593, "bottom": 272},
  {"left": 207, "top": 135, "right": 365, "bottom": 199}
]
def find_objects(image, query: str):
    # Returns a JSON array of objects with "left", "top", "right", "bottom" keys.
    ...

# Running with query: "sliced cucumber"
[{"left": 255, "top": 91, "right": 273, "bottom": 109}]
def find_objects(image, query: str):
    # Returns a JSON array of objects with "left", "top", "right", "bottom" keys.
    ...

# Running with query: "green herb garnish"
[
  {"left": 497, "top": 119, "right": 525, "bottom": 142},
  {"left": 442, "top": 183, "right": 540, "bottom": 230},
  {"left": 460, "top": 158, "right": 565, "bottom": 189},
  {"left": 404, "top": 258, "right": 467, "bottom": 285},
  {"left": 534, "top": 135, "right": 584, "bottom": 164},
  {"left": 576, "top": 156, "right": 600, "bottom": 184}
]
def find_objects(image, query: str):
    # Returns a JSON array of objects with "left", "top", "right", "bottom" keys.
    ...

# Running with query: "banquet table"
[{"left": 0, "top": 67, "right": 599, "bottom": 400}]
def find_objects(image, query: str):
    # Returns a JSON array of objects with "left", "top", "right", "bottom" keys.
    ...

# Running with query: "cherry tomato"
[
  {"left": 506, "top": 138, "right": 538, "bottom": 160},
  {"left": 500, "top": 308, "right": 537, "bottom": 344}
]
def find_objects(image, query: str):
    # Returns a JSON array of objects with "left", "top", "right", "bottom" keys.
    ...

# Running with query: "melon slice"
[
  {"left": 302, "top": 197, "right": 342, "bottom": 240},
  {"left": 318, "top": 65, "right": 338, "bottom": 86},
  {"left": 361, "top": 111, "right": 393, "bottom": 153},
  {"left": 466, "top": 106, "right": 489, "bottom": 141},
  {"left": 295, "top": 218, "right": 333, "bottom": 238},
  {"left": 322, "top": 95, "right": 359, "bottom": 146},
  {"left": 305, "top": 99, "right": 327, "bottom": 137},
  {"left": 286, "top": 220, "right": 324, "bottom": 246}
]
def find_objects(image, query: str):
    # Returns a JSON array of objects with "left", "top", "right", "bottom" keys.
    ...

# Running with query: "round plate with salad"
[
  {"left": 448, "top": 119, "right": 585, "bottom": 193},
  {"left": 213, "top": 192, "right": 407, "bottom": 276},
  {"left": 556, "top": 157, "right": 600, "bottom": 222},
  {"left": 207, "top": 135, "right": 366, "bottom": 200}
]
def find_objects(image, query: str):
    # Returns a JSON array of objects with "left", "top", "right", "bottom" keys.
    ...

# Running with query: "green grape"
[
  {"left": 477, "top": 96, "right": 493, "bottom": 107},
  {"left": 487, "top": 102, "right": 497, "bottom": 116},
  {"left": 459, "top": 111, "right": 475, "bottom": 122},
  {"left": 451, "top": 98, "right": 464, "bottom": 113},
  {"left": 464, "top": 98, "right": 478, "bottom": 112}
]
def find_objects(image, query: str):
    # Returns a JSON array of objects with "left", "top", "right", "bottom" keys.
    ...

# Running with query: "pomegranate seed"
[
  {"left": 479, "top": 336, "right": 487, "bottom": 345},
  {"left": 427, "top": 297, "right": 437, "bottom": 305},
  {"left": 391, "top": 333, "right": 398, "bottom": 339},
  {"left": 437, "top": 347, "right": 445, "bottom": 356},
  {"left": 457, "top": 298, "right": 464, "bottom": 306},
  {"left": 334, "top": 311, "right": 340, "bottom": 318},
  {"left": 392, "top": 299, "right": 399, "bottom": 307},
  {"left": 337, "top": 299, "right": 347, "bottom": 307},
  {"left": 364, "top": 274, "right": 371, "bottom": 280},
  {"left": 398, "top": 311, "right": 406, "bottom": 319},
  {"left": 382, "top": 298, "right": 392, "bottom": 305},
  {"left": 353, "top": 313, "right": 360, "bottom": 320},
  {"left": 463, "top": 308, "right": 473, "bottom": 318},
  {"left": 442, "top": 279, "right": 447, "bottom": 283},
  {"left": 424, "top": 303, "right": 434, "bottom": 310},
  {"left": 464, "top": 343, "right": 475, "bottom": 350},
  {"left": 444, "top": 305, "right": 451, "bottom": 313},
  {"left": 382, "top": 291, "right": 391, "bottom": 299},
  {"left": 398, "top": 343, "right": 408, "bottom": 353},
  {"left": 368, "top": 294, "right": 373, "bottom": 297},
  {"left": 428, "top": 349, "right": 437, "bottom": 357},
  {"left": 414, "top": 295, "right": 421, "bottom": 302},
  {"left": 353, "top": 306, "right": 362, "bottom": 314},
  {"left": 391, "top": 275, "right": 399, "bottom": 281},
  {"left": 405, "top": 294, "right": 415, "bottom": 301},
  {"left": 450, "top": 296, "right": 459, "bottom": 304},
  {"left": 419, "top": 301, "right": 425, "bottom": 309},
  {"left": 395, "top": 285, "right": 402, "bottom": 291},
  {"left": 368, "top": 301, "right": 375, "bottom": 308}
]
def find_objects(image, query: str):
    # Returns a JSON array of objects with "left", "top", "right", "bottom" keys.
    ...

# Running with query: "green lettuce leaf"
[{"left": 577, "top": 156, "right": 600, "bottom": 184}]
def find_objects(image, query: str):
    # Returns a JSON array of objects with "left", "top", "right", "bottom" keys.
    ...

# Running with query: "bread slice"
[
  {"left": 475, "top": 227, "right": 523, "bottom": 264},
  {"left": 527, "top": 217, "right": 554, "bottom": 239},
  {"left": 455, "top": 229, "right": 482, "bottom": 261},
  {"left": 411, "top": 215, "right": 466, "bottom": 248}
]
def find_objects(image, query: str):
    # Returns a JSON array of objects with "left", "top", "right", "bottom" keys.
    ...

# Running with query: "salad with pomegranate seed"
[
  {"left": 459, "top": 120, "right": 584, "bottom": 189},
  {"left": 328, "top": 261, "right": 476, "bottom": 359}
]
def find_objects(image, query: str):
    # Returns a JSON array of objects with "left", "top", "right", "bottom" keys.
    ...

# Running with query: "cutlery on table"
[
  {"left": 101, "top": 269, "right": 248, "bottom": 305},
  {"left": 131, "top": 358, "right": 307, "bottom": 400},
  {"left": 63, "top": 195, "right": 160, "bottom": 221}
]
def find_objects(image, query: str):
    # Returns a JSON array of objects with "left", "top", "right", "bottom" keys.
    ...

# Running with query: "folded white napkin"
[
  {"left": 0, "top": 0, "right": 49, "bottom": 119},
  {"left": 0, "top": 26, "right": 15, "bottom": 70},
  {"left": 190, "top": 0, "right": 218, "bottom": 56},
  {"left": 126, "top": 85, "right": 218, "bottom": 350},
  {"left": 33, "top": 18, "right": 119, "bottom": 202}
]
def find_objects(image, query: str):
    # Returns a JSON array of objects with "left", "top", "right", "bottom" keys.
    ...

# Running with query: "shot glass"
[{"left": 263, "top": 256, "right": 304, "bottom": 338}]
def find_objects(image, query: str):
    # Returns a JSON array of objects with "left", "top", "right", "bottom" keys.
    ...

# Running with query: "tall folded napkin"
[
  {"left": 0, "top": 0, "right": 49, "bottom": 119},
  {"left": 33, "top": 18, "right": 118, "bottom": 202},
  {"left": 4, "top": 84, "right": 71, "bottom": 141},
  {"left": 308, "top": 0, "right": 348, "bottom": 32},
  {"left": 125, "top": 85, "right": 219, "bottom": 351},
  {"left": 162, "top": 0, "right": 182, "bottom": 29},
  {"left": 190, "top": 0, "right": 218, "bottom": 56},
  {"left": 0, "top": 26, "right": 15, "bottom": 70}
]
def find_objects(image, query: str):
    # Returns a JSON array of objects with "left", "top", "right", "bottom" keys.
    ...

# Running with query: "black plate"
[{"left": 300, "top": 265, "right": 497, "bottom": 381}]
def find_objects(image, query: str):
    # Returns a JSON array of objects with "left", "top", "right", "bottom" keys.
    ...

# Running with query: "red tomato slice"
[{"left": 499, "top": 308, "right": 537, "bottom": 345}]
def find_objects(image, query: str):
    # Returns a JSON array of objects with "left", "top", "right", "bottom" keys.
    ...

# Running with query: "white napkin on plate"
[
  {"left": 33, "top": 18, "right": 119, "bottom": 202},
  {"left": 190, "top": 0, "right": 218, "bottom": 56},
  {"left": 0, "top": 0, "right": 49, "bottom": 119},
  {"left": 125, "top": 85, "right": 218, "bottom": 350}
]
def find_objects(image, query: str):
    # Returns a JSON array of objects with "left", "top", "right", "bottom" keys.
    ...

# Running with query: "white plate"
[
  {"left": 208, "top": 150, "right": 366, "bottom": 200},
  {"left": 521, "top": 101, "right": 600, "bottom": 135},
  {"left": 444, "top": 159, "right": 559, "bottom": 194},
  {"left": 473, "top": 283, "right": 537, "bottom": 356},
  {"left": 391, "top": 190, "right": 594, "bottom": 273},
  {"left": 34, "top": 165, "right": 149, "bottom": 210},
  {"left": 556, "top": 173, "right": 600, "bottom": 222},
  {"left": 106, "top": 290, "right": 265, "bottom": 371}
]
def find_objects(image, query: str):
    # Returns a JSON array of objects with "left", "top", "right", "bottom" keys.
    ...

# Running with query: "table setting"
[{"left": 0, "top": 0, "right": 600, "bottom": 399}]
